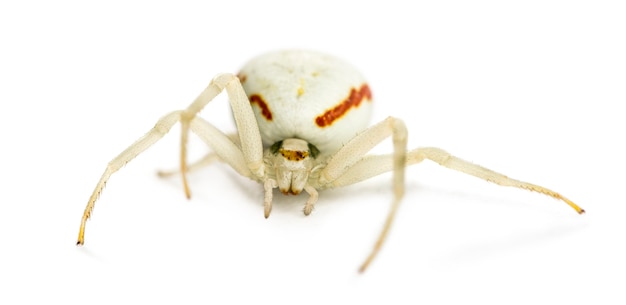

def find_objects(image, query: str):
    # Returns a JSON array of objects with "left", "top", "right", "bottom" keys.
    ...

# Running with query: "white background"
[{"left": 1, "top": 1, "right": 625, "bottom": 304}]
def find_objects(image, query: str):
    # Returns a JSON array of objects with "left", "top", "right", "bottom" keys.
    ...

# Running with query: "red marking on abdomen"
[
  {"left": 249, "top": 94, "right": 273, "bottom": 121},
  {"left": 315, "top": 84, "right": 372, "bottom": 127}
]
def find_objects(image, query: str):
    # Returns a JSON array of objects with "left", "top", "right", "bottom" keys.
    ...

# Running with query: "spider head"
[{"left": 270, "top": 138, "right": 320, "bottom": 195}]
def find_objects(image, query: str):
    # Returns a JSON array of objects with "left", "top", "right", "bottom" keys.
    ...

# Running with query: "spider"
[{"left": 77, "top": 50, "right": 585, "bottom": 272}]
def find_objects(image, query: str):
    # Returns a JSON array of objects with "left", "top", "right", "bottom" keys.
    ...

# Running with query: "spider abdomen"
[{"left": 238, "top": 50, "right": 373, "bottom": 155}]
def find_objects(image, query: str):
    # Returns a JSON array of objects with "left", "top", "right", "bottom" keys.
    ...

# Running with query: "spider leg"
[
  {"left": 178, "top": 73, "right": 264, "bottom": 198},
  {"left": 157, "top": 153, "right": 220, "bottom": 178},
  {"left": 322, "top": 146, "right": 584, "bottom": 272},
  {"left": 317, "top": 116, "right": 408, "bottom": 273},
  {"left": 187, "top": 117, "right": 257, "bottom": 179},
  {"left": 329, "top": 147, "right": 584, "bottom": 214},
  {"left": 77, "top": 110, "right": 182, "bottom": 245},
  {"left": 415, "top": 147, "right": 584, "bottom": 213},
  {"left": 156, "top": 134, "right": 239, "bottom": 178},
  {"left": 77, "top": 74, "right": 266, "bottom": 245}
]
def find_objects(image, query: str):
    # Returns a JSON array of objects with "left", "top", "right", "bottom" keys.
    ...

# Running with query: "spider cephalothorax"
[{"left": 269, "top": 138, "right": 317, "bottom": 195}]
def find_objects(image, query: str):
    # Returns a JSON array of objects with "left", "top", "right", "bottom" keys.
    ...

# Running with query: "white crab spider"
[{"left": 77, "top": 50, "right": 585, "bottom": 272}]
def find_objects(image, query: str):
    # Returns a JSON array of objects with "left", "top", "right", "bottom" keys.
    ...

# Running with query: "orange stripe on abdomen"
[
  {"left": 315, "top": 84, "right": 372, "bottom": 127},
  {"left": 249, "top": 94, "right": 273, "bottom": 121}
]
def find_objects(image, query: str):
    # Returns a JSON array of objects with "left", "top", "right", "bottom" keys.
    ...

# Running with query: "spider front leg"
[
  {"left": 157, "top": 133, "right": 240, "bottom": 178},
  {"left": 77, "top": 74, "right": 266, "bottom": 245},
  {"left": 328, "top": 147, "right": 585, "bottom": 214},
  {"left": 177, "top": 73, "right": 265, "bottom": 198},
  {"left": 317, "top": 116, "right": 408, "bottom": 273},
  {"left": 321, "top": 144, "right": 584, "bottom": 272},
  {"left": 77, "top": 110, "right": 183, "bottom": 245},
  {"left": 413, "top": 147, "right": 585, "bottom": 213},
  {"left": 157, "top": 153, "right": 220, "bottom": 178}
]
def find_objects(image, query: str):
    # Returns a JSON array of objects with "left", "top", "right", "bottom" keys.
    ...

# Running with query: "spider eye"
[
  {"left": 307, "top": 143, "right": 320, "bottom": 159},
  {"left": 279, "top": 149, "right": 309, "bottom": 161},
  {"left": 270, "top": 141, "right": 283, "bottom": 155}
]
